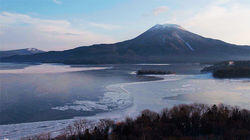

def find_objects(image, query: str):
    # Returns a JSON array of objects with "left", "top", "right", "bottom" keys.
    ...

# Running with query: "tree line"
[{"left": 23, "top": 104, "right": 250, "bottom": 140}]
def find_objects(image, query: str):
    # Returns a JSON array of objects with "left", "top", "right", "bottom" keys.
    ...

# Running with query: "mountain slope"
[
  {"left": 2, "top": 24, "right": 250, "bottom": 64},
  {"left": 0, "top": 48, "right": 45, "bottom": 58}
]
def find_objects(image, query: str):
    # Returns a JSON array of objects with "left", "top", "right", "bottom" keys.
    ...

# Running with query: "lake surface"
[{"left": 1, "top": 63, "right": 250, "bottom": 139}]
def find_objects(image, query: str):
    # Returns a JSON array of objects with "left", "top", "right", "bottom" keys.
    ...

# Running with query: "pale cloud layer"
[
  {"left": 0, "top": 12, "right": 116, "bottom": 51},
  {"left": 89, "top": 22, "right": 121, "bottom": 30},
  {"left": 53, "top": 0, "right": 62, "bottom": 4},
  {"left": 183, "top": 2, "right": 250, "bottom": 45},
  {"left": 153, "top": 6, "right": 168, "bottom": 16}
]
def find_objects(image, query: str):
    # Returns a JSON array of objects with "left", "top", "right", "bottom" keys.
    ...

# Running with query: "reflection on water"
[
  {"left": 0, "top": 63, "right": 136, "bottom": 125},
  {"left": 0, "top": 64, "right": 110, "bottom": 74}
]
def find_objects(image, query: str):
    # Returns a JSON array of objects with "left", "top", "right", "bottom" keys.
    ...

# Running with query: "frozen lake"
[{"left": 1, "top": 63, "right": 250, "bottom": 139}]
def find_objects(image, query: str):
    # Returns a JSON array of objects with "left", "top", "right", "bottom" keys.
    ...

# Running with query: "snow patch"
[
  {"left": 175, "top": 33, "right": 195, "bottom": 51},
  {"left": 185, "top": 42, "right": 195, "bottom": 51},
  {"left": 27, "top": 48, "right": 38, "bottom": 52},
  {"left": 150, "top": 24, "right": 185, "bottom": 31}
]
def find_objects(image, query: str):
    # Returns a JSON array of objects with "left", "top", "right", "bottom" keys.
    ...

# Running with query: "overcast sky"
[{"left": 1, "top": 0, "right": 250, "bottom": 51}]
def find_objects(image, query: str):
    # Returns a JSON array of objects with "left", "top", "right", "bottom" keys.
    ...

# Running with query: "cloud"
[
  {"left": 153, "top": 6, "right": 168, "bottom": 16},
  {"left": 0, "top": 12, "right": 116, "bottom": 51},
  {"left": 89, "top": 22, "right": 121, "bottom": 30},
  {"left": 53, "top": 0, "right": 62, "bottom": 4},
  {"left": 214, "top": 0, "right": 232, "bottom": 5},
  {"left": 183, "top": 3, "right": 250, "bottom": 45}
]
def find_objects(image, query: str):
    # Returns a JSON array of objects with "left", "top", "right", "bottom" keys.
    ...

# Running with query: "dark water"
[{"left": 0, "top": 64, "right": 135, "bottom": 125}]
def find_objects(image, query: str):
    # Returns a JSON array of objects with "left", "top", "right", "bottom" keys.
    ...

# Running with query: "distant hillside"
[
  {"left": 2, "top": 24, "right": 250, "bottom": 64},
  {"left": 0, "top": 48, "right": 45, "bottom": 58},
  {"left": 202, "top": 61, "right": 250, "bottom": 78}
]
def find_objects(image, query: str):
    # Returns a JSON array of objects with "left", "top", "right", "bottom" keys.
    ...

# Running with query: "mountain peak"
[
  {"left": 3, "top": 23, "right": 250, "bottom": 64},
  {"left": 26, "top": 48, "right": 44, "bottom": 53},
  {"left": 0, "top": 48, "right": 45, "bottom": 58},
  {"left": 149, "top": 24, "right": 185, "bottom": 31}
]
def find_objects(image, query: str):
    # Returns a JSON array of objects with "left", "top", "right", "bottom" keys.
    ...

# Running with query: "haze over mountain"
[
  {"left": 1, "top": 24, "right": 250, "bottom": 64},
  {"left": 0, "top": 48, "right": 45, "bottom": 58}
]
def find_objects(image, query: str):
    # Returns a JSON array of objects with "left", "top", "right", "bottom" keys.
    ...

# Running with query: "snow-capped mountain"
[
  {"left": 148, "top": 24, "right": 186, "bottom": 31},
  {"left": 26, "top": 48, "right": 44, "bottom": 53},
  {"left": 1, "top": 24, "right": 250, "bottom": 63},
  {"left": 0, "top": 48, "right": 45, "bottom": 58}
]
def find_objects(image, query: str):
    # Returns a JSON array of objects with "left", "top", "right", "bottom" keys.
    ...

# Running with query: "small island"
[
  {"left": 137, "top": 70, "right": 175, "bottom": 75},
  {"left": 202, "top": 61, "right": 250, "bottom": 78}
]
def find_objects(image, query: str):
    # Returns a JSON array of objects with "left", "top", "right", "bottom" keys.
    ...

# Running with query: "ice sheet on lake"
[
  {"left": 134, "top": 64, "right": 170, "bottom": 66},
  {"left": 52, "top": 82, "right": 133, "bottom": 112},
  {"left": 0, "top": 64, "right": 111, "bottom": 74},
  {"left": 52, "top": 100, "right": 108, "bottom": 111}
]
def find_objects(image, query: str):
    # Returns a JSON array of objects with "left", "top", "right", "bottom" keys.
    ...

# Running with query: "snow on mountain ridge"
[
  {"left": 174, "top": 33, "right": 195, "bottom": 51},
  {"left": 26, "top": 48, "right": 41, "bottom": 52},
  {"left": 149, "top": 24, "right": 185, "bottom": 31}
]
